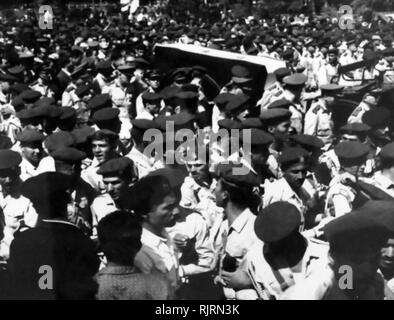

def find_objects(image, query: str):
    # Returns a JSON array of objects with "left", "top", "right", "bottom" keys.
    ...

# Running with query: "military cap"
[
  {"left": 214, "top": 93, "right": 234, "bottom": 108},
  {"left": 282, "top": 49, "right": 294, "bottom": 60},
  {"left": 362, "top": 108, "right": 390, "bottom": 128},
  {"left": 217, "top": 119, "right": 242, "bottom": 130},
  {"left": 10, "top": 83, "right": 29, "bottom": 94},
  {"left": 225, "top": 94, "right": 250, "bottom": 113},
  {"left": 379, "top": 142, "right": 394, "bottom": 162},
  {"left": 260, "top": 108, "right": 291, "bottom": 124},
  {"left": 0, "top": 72, "right": 18, "bottom": 82},
  {"left": 323, "top": 201, "right": 394, "bottom": 256},
  {"left": 146, "top": 69, "right": 161, "bottom": 79},
  {"left": 142, "top": 91, "right": 162, "bottom": 103},
  {"left": 176, "top": 91, "right": 199, "bottom": 101},
  {"left": 60, "top": 107, "right": 76, "bottom": 120},
  {"left": 71, "top": 45, "right": 84, "bottom": 55},
  {"left": 290, "top": 134, "right": 324, "bottom": 150},
  {"left": 75, "top": 84, "right": 91, "bottom": 98},
  {"left": 172, "top": 69, "right": 189, "bottom": 83},
  {"left": 21, "top": 172, "right": 72, "bottom": 210},
  {"left": 134, "top": 58, "right": 149, "bottom": 69},
  {"left": 71, "top": 126, "right": 96, "bottom": 145},
  {"left": 44, "top": 131, "right": 75, "bottom": 153},
  {"left": 320, "top": 84, "right": 344, "bottom": 95},
  {"left": 16, "top": 129, "right": 45, "bottom": 143},
  {"left": 334, "top": 141, "right": 370, "bottom": 160},
  {"left": 160, "top": 86, "right": 181, "bottom": 102},
  {"left": 92, "top": 107, "right": 120, "bottom": 123},
  {"left": 328, "top": 48, "right": 339, "bottom": 55},
  {"left": 0, "top": 150, "right": 22, "bottom": 169},
  {"left": 97, "top": 157, "right": 134, "bottom": 176},
  {"left": 267, "top": 98, "right": 292, "bottom": 109},
  {"left": 146, "top": 167, "right": 186, "bottom": 189},
  {"left": 283, "top": 73, "right": 307, "bottom": 86},
  {"left": 7, "top": 65, "right": 25, "bottom": 76},
  {"left": 274, "top": 68, "right": 292, "bottom": 78},
  {"left": 87, "top": 94, "right": 111, "bottom": 110},
  {"left": 33, "top": 97, "right": 56, "bottom": 109},
  {"left": 241, "top": 128, "right": 274, "bottom": 146},
  {"left": 241, "top": 117, "right": 263, "bottom": 129},
  {"left": 51, "top": 147, "right": 86, "bottom": 163},
  {"left": 215, "top": 161, "right": 260, "bottom": 187},
  {"left": 278, "top": 147, "right": 309, "bottom": 166},
  {"left": 34, "top": 105, "right": 62, "bottom": 118},
  {"left": 340, "top": 123, "right": 371, "bottom": 134},
  {"left": 20, "top": 89, "right": 42, "bottom": 104},
  {"left": 231, "top": 65, "right": 252, "bottom": 83},
  {"left": 162, "top": 112, "right": 196, "bottom": 131},
  {"left": 0, "top": 135, "right": 12, "bottom": 150},
  {"left": 16, "top": 109, "right": 37, "bottom": 121},
  {"left": 131, "top": 119, "right": 158, "bottom": 130},
  {"left": 96, "top": 60, "right": 112, "bottom": 71},
  {"left": 254, "top": 201, "right": 301, "bottom": 242}
]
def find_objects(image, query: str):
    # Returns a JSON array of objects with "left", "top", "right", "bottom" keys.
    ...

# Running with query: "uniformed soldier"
[
  {"left": 316, "top": 48, "right": 339, "bottom": 86},
  {"left": 126, "top": 119, "right": 163, "bottom": 179},
  {"left": 325, "top": 141, "right": 370, "bottom": 218},
  {"left": 91, "top": 156, "right": 137, "bottom": 239},
  {"left": 362, "top": 107, "right": 392, "bottom": 152},
  {"left": 136, "top": 92, "right": 162, "bottom": 120},
  {"left": 280, "top": 201, "right": 394, "bottom": 300},
  {"left": 81, "top": 129, "right": 119, "bottom": 192},
  {"left": 304, "top": 84, "right": 343, "bottom": 147},
  {"left": 0, "top": 150, "right": 36, "bottom": 261},
  {"left": 245, "top": 201, "right": 329, "bottom": 300},
  {"left": 52, "top": 147, "right": 98, "bottom": 237},
  {"left": 16, "top": 129, "right": 46, "bottom": 181},
  {"left": 256, "top": 67, "right": 291, "bottom": 110},
  {"left": 212, "top": 162, "right": 261, "bottom": 300},
  {"left": 263, "top": 147, "right": 312, "bottom": 230},
  {"left": 93, "top": 60, "right": 113, "bottom": 94},
  {"left": 379, "top": 235, "right": 394, "bottom": 299}
]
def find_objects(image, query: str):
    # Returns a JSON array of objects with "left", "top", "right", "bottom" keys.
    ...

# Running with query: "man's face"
[
  {"left": 214, "top": 179, "right": 227, "bottom": 208},
  {"left": 187, "top": 161, "right": 209, "bottom": 186},
  {"left": 148, "top": 193, "right": 179, "bottom": 228},
  {"left": 380, "top": 238, "right": 394, "bottom": 273},
  {"left": 283, "top": 161, "right": 307, "bottom": 190},
  {"left": 21, "top": 142, "right": 43, "bottom": 166},
  {"left": 146, "top": 102, "right": 160, "bottom": 115},
  {"left": 0, "top": 168, "right": 20, "bottom": 195},
  {"left": 343, "top": 162, "right": 364, "bottom": 177},
  {"left": 0, "top": 81, "right": 10, "bottom": 93},
  {"left": 250, "top": 144, "right": 270, "bottom": 167},
  {"left": 103, "top": 175, "right": 128, "bottom": 202},
  {"left": 373, "top": 126, "right": 391, "bottom": 143},
  {"left": 148, "top": 77, "right": 160, "bottom": 90},
  {"left": 91, "top": 139, "right": 113, "bottom": 164},
  {"left": 328, "top": 53, "right": 337, "bottom": 64}
]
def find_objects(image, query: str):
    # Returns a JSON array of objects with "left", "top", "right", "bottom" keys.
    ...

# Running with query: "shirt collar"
[
  {"left": 229, "top": 208, "right": 253, "bottom": 234},
  {"left": 141, "top": 227, "right": 170, "bottom": 248}
]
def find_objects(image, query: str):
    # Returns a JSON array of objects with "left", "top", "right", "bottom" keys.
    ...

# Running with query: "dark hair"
[
  {"left": 97, "top": 211, "right": 142, "bottom": 265},
  {"left": 89, "top": 131, "right": 118, "bottom": 147},
  {"left": 220, "top": 178, "right": 256, "bottom": 209},
  {"left": 127, "top": 175, "right": 181, "bottom": 218}
]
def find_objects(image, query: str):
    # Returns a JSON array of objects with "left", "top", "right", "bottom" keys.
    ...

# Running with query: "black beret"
[
  {"left": 267, "top": 99, "right": 292, "bottom": 109},
  {"left": 10, "top": 83, "right": 29, "bottom": 94},
  {"left": 213, "top": 93, "right": 235, "bottom": 107},
  {"left": 33, "top": 97, "right": 56, "bottom": 109},
  {"left": 340, "top": 123, "right": 371, "bottom": 134},
  {"left": 290, "top": 134, "right": 324, "bottom": 150},
  {"left": 0, "top": 72, "right": 18, "bottom": 82},
  {"left": 0, "top": 150, "right": 22, "bottom": 169},
  {"left": 7, "top": 65, "right": 25, "bottom": 76},
  {"left": 96, "top": 60, "right": 112, "bottom": 71},
  {"left": 75, "top": 84, "right": 91, "bottom": 98},
  {"left": 21, "top": 172, "right": 72, "bottom": 208},
  {"left": 379, "top": 142, "right": 394, "bottom": 162},
  {"left": 254, "top": 201, "right": 301, "bottom": 242},
  {"left": 218, "top": 119, "right": 242, "bottom": 130},
  {"left": 59, "top": 107, "right": 77, "bottom": 120},
  {"left": 87, "top": 94, "right": 111, "bottom": 110},
  {"left": 71, "top": 126, "right": 96, "bottom": 145},
  {"left": 260, "top": 108, "right": 291, "bottom": 124},
  {"left": 92, "top": 107, "right": 120, "bottom": 123},
  {"left": 0, "top": 135, "right": 12, "bottom": 150},
  {"left": 142, "top": 91, "right": 162, "bottom": 103},
  {"left": 216, "top": 161, "right": 260, "bottom": 187},
  {"left": 44, "top": 131, "right": 76, "bottom": 153},
  {"left": 283, "top": 73, "right": 307, "bottom": 86},
  {"left": 241, "top": 117, "right": 263, "bottom": 129},
  {"left": 334, "top": 141, "right": 370, "bottom": 160},
  {"left": 320, "top": 84, "right": 344, "bottom": 95},
  {"left": 241, "top": 128, "right": 273, "bottom": 146},
  {"left": 97, "top": 157, "right": 135, "bottom": 176},
  {"left": 225, "top": 94, "right": 250, "bottom": 113},
  {"left": 279, "top": 147, "right": 309, "bottom": 166},
  {"left": 146, "top": 167, "right": 186, "bottom": 189},
  {"left": 20, "top": 89, "right": 42, "bottom": 103},
  {"left": 17, "top": 129, "right": 45, "bottom": 143},
  {"left": 131, "top": 119, "right": 158, "bottom": 131},
  {"left": 52, "top": 147, "right": 86, "bottom": 163},
  {"left": 34, "top": 105, "right": 62, "bottom": 118},
  {"left": 274, "top": 68, "right": 291, "bottom": 78}
]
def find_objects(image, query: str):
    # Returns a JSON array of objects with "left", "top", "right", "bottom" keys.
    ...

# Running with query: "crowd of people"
[{"left": 0, "top": 1, "right": 393, "bottom": 300}]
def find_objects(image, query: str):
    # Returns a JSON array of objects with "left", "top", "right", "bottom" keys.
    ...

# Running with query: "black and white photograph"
[{"left": 0, "top": 0, "right": 393, "bottom": 304}]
